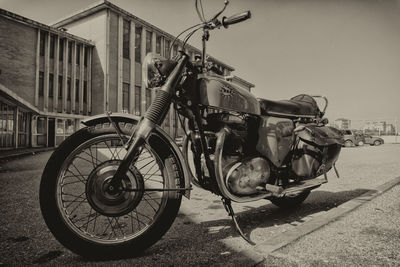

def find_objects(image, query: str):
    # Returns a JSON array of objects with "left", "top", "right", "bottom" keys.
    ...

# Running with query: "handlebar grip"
[{"left": 222, "top": 11, "right": 251, "bottom": 28}]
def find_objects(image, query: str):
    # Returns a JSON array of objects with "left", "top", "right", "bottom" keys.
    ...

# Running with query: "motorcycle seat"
[{"left": 258, "top": 94, "right": 321, "bottom": 118}]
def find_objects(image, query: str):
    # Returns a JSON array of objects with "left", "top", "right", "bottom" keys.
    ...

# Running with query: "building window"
[
  {"left": 75, "top": 79, "right": 79, "bottom": 101},
  {"left": 17, "top": 111, "right": 28, "bottom": 147},
  {"left": 59, "top": 39, "right": 64, "bottom": 61},
  {"left": 123, "top": 83, "right": 130, "bottom": 111},
  {"left": 49, "top": 73, "right": 54, "bottom": 97},
  {"left": 146, "top": 30, "right": 152, "bottom": 54},
  {"left": 156, "top": 35, "right": 162, "bottom": 55},
  {"left": 123, "top": 19, "right": 130, "bottom": 59},
  {"left": 135, "top": 27, "right": 142, "bottom": 63},
  {"left": 50, "top": 35, "right": 55, "bottom": 58},
  {"left": 135, "top": 85, "right": 141, "bottom": 115},
  {"left": 83, "top": 81, "right": 87, "bottom": 103},
  {"left": 39, "top": 71, "right": 44, "bottom": 96},
  {"left": 58, "top": 76, "right": 63, "bottom": 99},
  {"left": 67, "top": 78, "right": 71, "bottom": 100},
  {"left": 164, "top": 39, "right": 170, "bottom": 58},
  {"left": 0, "top": 101, "right": 16, "bottom": 148},
  {"left": 39, "top": 31, "right": 46, "bottom": 56},
  {"left": 68, "top": 41, "right": 73, "bottom": 63},
  {"left": 76, "top": 44, "right": 81, "bottom": 65},
  {"left": 84, "top": 47, "right": 88, "bottom": 66},
  {"left": 146, "top": 88, "right": 151, "bottom": 109}
]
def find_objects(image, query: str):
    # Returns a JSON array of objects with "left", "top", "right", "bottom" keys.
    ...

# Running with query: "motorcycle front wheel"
[{"left": 40, "top": 123, "right": 182, "bottom": 259}]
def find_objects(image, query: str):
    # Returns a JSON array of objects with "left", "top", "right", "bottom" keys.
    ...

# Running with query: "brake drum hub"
[{"left": 86, "top": 160, "right": 144, "bottom": 217}]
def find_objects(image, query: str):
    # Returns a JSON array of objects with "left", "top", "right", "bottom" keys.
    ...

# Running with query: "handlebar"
[{"left": 222, "top": 11, "right": 251, "bottom": 28}]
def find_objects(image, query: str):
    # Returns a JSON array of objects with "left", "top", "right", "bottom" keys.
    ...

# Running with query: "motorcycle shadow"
[
  {"left": 75, "top": 188, "right": 371, "bottom": 265},
  {"left": 134, "top": 188, "right": 371, "bottom": 265}
]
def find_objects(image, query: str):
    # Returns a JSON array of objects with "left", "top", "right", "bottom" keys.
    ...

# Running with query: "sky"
[{"left": 1, "top": 0, "right": 400, "bottom": 124}]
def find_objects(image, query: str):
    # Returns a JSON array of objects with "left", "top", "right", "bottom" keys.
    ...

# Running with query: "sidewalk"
[
  {"left": 222, "top": 175, "right": 400, "bottom": 266},
  {"left": 0, "top": 147, "right": 54, "bottom": 161},
  {"left": 257, "top": 181, "right": 400, "bottom": 266}
]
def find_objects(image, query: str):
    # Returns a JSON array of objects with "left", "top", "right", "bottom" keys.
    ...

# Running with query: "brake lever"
[{"left": 209, "top": 0, "right": 229, "bottom": 23}]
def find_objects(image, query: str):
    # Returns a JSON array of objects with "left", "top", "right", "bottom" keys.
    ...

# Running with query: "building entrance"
[{"left": 48, "top": 118, "right": 55, "bottom": 147}]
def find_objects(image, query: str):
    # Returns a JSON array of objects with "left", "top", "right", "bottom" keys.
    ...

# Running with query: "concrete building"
[
  {"left": 363, "top": 120, "right": 386, "bottom": 135},
  {"left": 385, "top": 123, "right": 395, "bottom": 135},
  {"left": 0, "top": 1, "right": 254, "bottom": 150},
  {"left": 0, "top": 8, "right": 94, "bottom": 149},
  {"left": 51, "top": 0, "right": 253, "bottom": 138}
]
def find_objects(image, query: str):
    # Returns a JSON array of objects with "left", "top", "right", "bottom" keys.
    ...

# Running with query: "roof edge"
[
  {"left": 0, "top": 8, "right": 94, "bottom": 45},
  {"left": 230, "top": 75, "right": 255, "bottom": 88},
  {"left": 0, "top": 83, "right": 40, "bottom": 114}
]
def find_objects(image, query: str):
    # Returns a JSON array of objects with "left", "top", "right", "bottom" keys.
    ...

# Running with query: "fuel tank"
[{"left": 198, "top": 75, "right": 261, "bottom": 115}]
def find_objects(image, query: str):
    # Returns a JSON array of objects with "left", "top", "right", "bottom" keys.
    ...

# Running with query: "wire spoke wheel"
[
  {"left": 56, "top": 135, "right": 166, "bottom": 243},
  {"left": 40, "top": 124, "right": 182, "bottom": 258}
]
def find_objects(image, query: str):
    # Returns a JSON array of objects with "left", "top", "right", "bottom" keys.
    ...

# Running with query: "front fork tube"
[
  {"left": 109, "top": 53, "right": 189, "bottom": 188},
  {"left": 109, "top": 118, "right": 155, "bottom": 189}
]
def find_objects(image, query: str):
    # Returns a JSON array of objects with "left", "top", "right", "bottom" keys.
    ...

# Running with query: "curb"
[
  {"left": 0, "top": 148, "right": 54, "bottom": 161},
  {"left": 228, "top": 176, "right": 400, "bottom": 266}
]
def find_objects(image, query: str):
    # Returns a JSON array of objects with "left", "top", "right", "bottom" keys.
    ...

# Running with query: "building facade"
[
  {"left": 0, "top": 9, "right": 94, "bottom": 150},
  {"left": 0, "top": 1, "right": 254, "bottom": 150},
  {"left": 52, "top": 0, "right": 250, "bottom": 138}
]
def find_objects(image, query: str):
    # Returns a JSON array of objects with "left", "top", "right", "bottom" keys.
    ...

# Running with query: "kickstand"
[
  {"left": 333, "top": 163, "right": 340, "bottom": 178},
  {"left": 221, "top": 198, "right": 256, "bottom": 246}
]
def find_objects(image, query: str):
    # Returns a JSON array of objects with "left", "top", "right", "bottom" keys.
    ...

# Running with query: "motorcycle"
[{"left": 40, "top": 0, "right": 344, "bottom": 259}]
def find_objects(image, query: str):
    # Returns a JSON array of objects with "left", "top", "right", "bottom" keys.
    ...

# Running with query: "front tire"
[
  {"left": 40, "top": 123, "right": 182, "bottom": 259},
  {"left": 344, "top": 140, "right": 353, "bottom": 147},
  {"left": 269, "top": 191, "right": 310, "bottom": 209}
]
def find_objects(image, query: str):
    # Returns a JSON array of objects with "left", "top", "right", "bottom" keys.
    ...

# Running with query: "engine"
[
  {"left": 225, "top": 157, "right": 270, "bottom": 195},
  {"left": 186, "top": 112, "right": 343, "bottom": 198},
  {"left": 205, "top": 112, "right": 272, "bottom": 196}
]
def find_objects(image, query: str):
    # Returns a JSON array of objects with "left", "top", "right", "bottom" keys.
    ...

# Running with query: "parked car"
[
  {"left": 362, "top": 134, "right": 384, "bottom": 146},
  {"left": 341, "top": 130, "right": 365, "bottom": 147}
]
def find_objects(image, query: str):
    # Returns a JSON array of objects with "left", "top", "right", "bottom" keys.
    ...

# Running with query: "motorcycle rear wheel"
[
  {"left": 269, "top": 191, "right": 310, "bottom": 209},
  {"left": 40, "top": 123, "right": 182, "bottom": 259}
]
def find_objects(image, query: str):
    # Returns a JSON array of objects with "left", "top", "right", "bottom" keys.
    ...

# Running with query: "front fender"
[{"left": 81, "top": 113, "right": 192, "bottom": 199}]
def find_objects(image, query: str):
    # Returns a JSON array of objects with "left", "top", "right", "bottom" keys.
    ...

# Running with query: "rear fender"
[{"left": 81, "top": 113, "right": 192, "bottom": 199}]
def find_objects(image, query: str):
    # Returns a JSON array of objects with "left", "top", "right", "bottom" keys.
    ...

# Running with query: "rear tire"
[
  {"left": 269, "top": 191, "right": 310, "bottom": 209},
  {"left": 40, "top": 123, "right": 182, "bottom": 259},
  {"left": 374, "top": 140, "right": 382, "bottom": 146}
]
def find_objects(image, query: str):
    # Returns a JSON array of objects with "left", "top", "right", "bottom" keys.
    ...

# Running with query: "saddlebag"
[{"left": 292, "top": 125, "right": 344, "bottom": 179}]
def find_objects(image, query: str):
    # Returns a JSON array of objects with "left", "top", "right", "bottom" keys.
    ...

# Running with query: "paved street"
[{"left": 0, "top": 144, "right": 400, "bottom": 266}]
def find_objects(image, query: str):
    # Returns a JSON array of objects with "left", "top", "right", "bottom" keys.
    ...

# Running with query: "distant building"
[
  {"left": 334, "top": 118, "right": 351, "bottom": 130},
  {"left": 363, "top": 121, "right": 386, "bottom": 135},
  {"left": 385, "top": 123, "right": 395, "bottom": 135},
  {"left": 226, "top": 75, "right": 255, "bottom": 92}
]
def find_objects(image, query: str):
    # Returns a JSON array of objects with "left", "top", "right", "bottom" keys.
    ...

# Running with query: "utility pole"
[{"left": 395, "top": 117, "right": 398, "bottom": 143}]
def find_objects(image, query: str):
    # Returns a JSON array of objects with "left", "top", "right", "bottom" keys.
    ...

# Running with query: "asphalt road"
[{"left": 0, "top": 144, "right": 399, "bottom": 266}]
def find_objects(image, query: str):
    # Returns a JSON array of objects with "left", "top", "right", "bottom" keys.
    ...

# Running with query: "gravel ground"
[{"left": 0, "top": 144, "right": 399, "bottom": 266}]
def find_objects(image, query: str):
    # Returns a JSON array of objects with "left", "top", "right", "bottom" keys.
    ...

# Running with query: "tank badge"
[{"left": 220, "top": 86, "right": 234, "bottom": 97}]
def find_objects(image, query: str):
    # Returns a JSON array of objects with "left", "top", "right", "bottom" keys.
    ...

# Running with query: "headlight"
[
  {"left": 143, "top": 53, "right": 162, "bottom": 89},
  {"left": 142, "top": 53, "right": 178, "bottom": 89}
]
